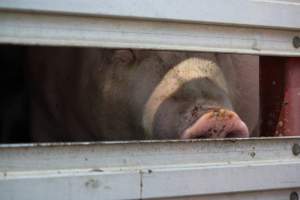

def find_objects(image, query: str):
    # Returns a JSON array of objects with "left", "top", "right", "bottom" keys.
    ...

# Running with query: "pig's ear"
[{"left": 112, "top": 49, "right": 135, "bottom": 65}]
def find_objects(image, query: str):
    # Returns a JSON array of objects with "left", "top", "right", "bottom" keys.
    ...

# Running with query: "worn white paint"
[
  {"left": 171, "top": 189, "right": 300, "bottom": 200},
  {"left": 1, "top": 0, "right": 300, "bottom": 30},
  {"left": 1, "top": 138, "right": 300, "bottom": 199},
  {"left": 0, "top": 12, "right": 300, "bottom": 56}
]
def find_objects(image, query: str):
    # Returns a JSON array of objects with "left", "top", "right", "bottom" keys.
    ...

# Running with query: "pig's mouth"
[{"left": 181, "top": 109, "right": 249, "bottom": 139}]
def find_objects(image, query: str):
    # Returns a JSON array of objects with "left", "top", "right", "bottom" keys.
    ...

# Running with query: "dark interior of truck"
[{"left": 0, "top": 44, "right": 295, "bottom": 143}]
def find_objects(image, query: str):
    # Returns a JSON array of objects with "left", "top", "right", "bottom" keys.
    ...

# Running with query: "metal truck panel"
[{"left": 1, "top": 138, "right": 300, "bottom": 199}]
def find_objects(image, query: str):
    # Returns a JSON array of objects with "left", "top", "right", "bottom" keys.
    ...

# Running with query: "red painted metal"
[
  {"left": 260, "top": 57, "right": 285, "bottom": 136},
  {"left": 277, "top": 58, "right": 300, "bottom": 136}
]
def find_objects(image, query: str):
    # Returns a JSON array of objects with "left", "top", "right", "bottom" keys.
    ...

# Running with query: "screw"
[
  {"left": 293, "top": 36, "right": 300, "bottom": 48},
  {"left": 250, "top": 152, "right": 256, "bottom": 158},
  {"left": 292, "top": 144, "right": 300, "bottom": 156},
  {"left": 290, "top": 192, "right": 299, "bottom": 200}
]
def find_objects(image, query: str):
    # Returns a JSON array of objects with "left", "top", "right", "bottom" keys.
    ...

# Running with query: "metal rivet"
[
  {"left": 293, "top": 36, "right": 300, "bottom": 48},
  {"left": 250, "top": 152, "right": 256, "bottom": 158},
  {"left": 290, "top": 192, "right": 299, "bottom": 200},
  {"left": 292, "top": 144, "right": 300, "bottom": 156}
]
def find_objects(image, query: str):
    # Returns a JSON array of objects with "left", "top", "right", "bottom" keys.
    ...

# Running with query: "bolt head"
[
  {"left": 293, "top": 36, "right": 300, "bottom": 48},
  {"left": 292, "top": 144, "right": 300, "bottom": 156},
  {"left": 290, "top": 192, "right": 299, "bottom": 200}
]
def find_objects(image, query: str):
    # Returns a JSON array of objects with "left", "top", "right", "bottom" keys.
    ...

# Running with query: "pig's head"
[{"left": 142, "top": 56, "right": 249, "bottom": 139}]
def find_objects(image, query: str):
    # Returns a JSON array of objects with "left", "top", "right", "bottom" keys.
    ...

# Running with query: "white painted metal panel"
[
  {"left": 1, "top": 172, "right": 140, "bottom": 200},
  {"left": 0, "top": 0, "right": 300, "bottom": 30},
  {"left": 142, "top": 162, "right": 300, "bottom": 198},
  {"left": 0, "top": 1, "right": 300, "bottom": 199},
  {"left": 171, "top": 189, "right": 300, "bottom": 200},
  {"left": 1, "top": 138, "right": 300, "bottom": 199},
  {"left": 0, "top": 12, "right": 300, "bottom": 56}
]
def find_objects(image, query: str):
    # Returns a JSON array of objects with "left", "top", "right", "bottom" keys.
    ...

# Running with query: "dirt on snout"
[{"left": 208, "top": 108, "right": 234, "bottom": 121}]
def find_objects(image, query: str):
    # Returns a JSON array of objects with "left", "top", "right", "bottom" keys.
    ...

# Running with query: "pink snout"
[{"left": 181, "top": 109, "right": 249, "bottom": 139}]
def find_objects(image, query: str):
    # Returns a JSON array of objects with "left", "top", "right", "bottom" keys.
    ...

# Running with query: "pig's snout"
[{"left": 181, "top": 109, "right": 249, "bottom": 139}]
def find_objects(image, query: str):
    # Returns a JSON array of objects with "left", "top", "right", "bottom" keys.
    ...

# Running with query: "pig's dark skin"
[{"left": 27, "top": 47, "right": 259, "bottom": 141}]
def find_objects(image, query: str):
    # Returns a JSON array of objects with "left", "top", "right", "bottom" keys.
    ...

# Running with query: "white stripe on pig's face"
[{"left": 142, "top": 57, "right": 239, "bottom": 139}]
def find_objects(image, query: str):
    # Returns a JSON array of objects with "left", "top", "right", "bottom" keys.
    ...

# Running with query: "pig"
[{"left": 27, "top": 47, "right": 259, "bottom": 141}]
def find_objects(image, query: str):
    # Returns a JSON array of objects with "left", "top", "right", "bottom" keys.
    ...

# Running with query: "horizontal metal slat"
[
  {"left": 1, "top": 138, "right": 300, "bottom": 199},
  {"left": 1, "top": 0, "right": 300, "bottom": 30},
  {"left": 0, "top": 12, "right": 300, "bottom": 56},
  {"left": 1, "top": 161, "right": 300, "bottom": 199}
]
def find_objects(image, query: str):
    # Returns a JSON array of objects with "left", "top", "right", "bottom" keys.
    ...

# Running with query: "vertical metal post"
[
  {"left": 277, "top": 58, "right": 300, "bottom": 136},
  {"left": 260, "top": 57, "right": 285, "bottom": 136}
]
